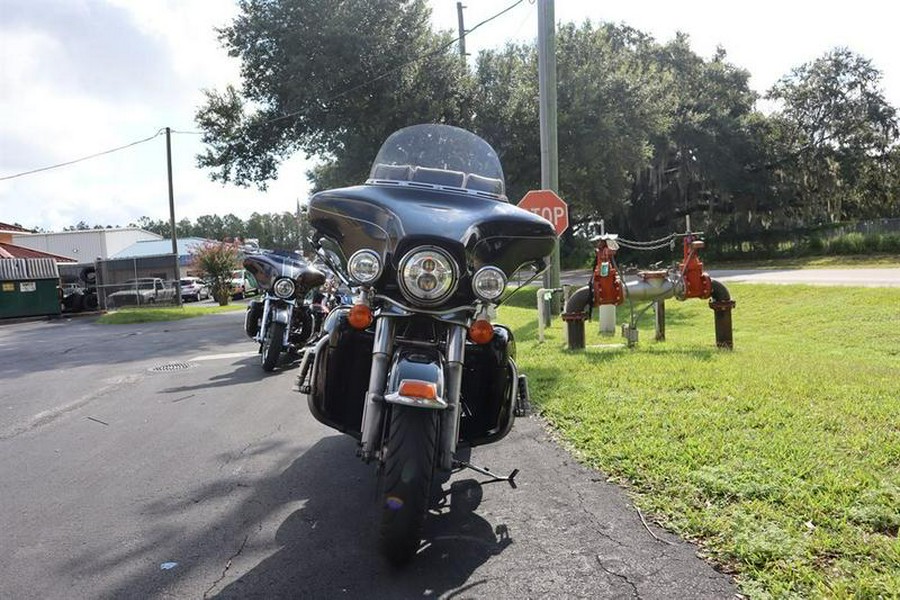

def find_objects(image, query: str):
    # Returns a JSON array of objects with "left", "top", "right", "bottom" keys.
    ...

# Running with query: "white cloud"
[{"left": 0, "top": 0, "right": 311, "bottom": 232}]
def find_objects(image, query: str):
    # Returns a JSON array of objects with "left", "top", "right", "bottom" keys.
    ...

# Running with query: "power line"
[{"left": 0, "top": 129, "right": 165, "bottom": 182}]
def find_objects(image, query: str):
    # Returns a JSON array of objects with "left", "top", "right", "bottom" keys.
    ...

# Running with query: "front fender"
[{"left": 383, "top": 347, "right": 447, "bottom": 410}]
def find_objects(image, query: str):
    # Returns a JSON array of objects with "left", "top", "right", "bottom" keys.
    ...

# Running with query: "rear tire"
[
  {"left": 261, "top": 320, "right": 284, "bottom": 372},
  {"left": 379, "top": 406, "right": 439, "bottom": 565}
]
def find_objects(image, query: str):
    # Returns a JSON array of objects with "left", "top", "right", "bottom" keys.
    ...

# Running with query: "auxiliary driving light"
[
  {"left": 472, "top": 266, "right": 506, "bottom": 301},
  {"left": 347, "top": 249, "right": 383, "bottom": 285}
]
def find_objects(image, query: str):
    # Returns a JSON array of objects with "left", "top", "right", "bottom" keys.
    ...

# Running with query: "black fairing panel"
[
  {"left": 309, "top": 184, "right": 556, "bottom": 279},
  {"left": 244, "top": 252, "right": 326, "bottom": 291}
]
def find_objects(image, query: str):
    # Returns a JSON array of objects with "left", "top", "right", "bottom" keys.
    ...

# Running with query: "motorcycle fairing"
[
  {"left": 309, "top": 184, "right": 556, "bottom": 281},
  {"left": 244, "top": 251, "right": 326, "bottom": 292}
]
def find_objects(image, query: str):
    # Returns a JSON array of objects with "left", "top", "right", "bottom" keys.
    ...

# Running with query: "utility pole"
[
  {"left": 456, "top": 2, "right": 467, "bottom": 61},
  {"left": 165, "top": 127, "right": 182, "bottom": 307},
  {"left": 537, "top": 0, "right": 560, "bottom": 310}
]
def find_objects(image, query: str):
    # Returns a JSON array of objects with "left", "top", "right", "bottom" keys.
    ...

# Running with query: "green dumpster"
[{"left": 0, "top": 258, "right": 62, "bottom": 319}]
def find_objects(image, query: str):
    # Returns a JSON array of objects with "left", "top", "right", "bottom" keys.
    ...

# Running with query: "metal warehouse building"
[{"left": 12, "top": 228, "right": 162, "bottom": 261}]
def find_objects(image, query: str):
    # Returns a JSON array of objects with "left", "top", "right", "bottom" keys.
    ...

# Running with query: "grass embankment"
[
  {"left": 712, "top": 254, "right": 900, "bottom": 270},
  {"left": 564, "top": 253, "right": 900, "bottom": 273},
  {"left": 499, "top": 284, "right": 899, "bottom": 597},
  {"left": 96, "top": 303, "right": 245, "bottom": 324}
]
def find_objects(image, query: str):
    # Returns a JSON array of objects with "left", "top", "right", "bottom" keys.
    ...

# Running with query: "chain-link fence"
[
  {"left": 93, "top": 254, "right": 185, "bottom": 310},
  {"left": 58, "top": 258, "right": 183, "bottom": 312}
]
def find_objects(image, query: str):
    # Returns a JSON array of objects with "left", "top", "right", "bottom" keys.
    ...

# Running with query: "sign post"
[
  {"left": 537, "top": 0, "right": 559, "bottom": 309},
  {"left": 519, "top": 190, "right": 569, "bottom": 316}
]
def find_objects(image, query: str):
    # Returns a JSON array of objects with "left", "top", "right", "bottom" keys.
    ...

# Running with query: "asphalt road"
[{"left": 0, "top": 312, "right": 735, "bottom": 599}]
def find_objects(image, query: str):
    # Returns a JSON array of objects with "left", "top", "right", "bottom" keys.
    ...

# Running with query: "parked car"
[
  {"left": 107, "top": 278, "right": 176, "bottom": 308},
  {"left": 229, "top": 269, "right": 259, "bottom": 299},
  {"left": 180, "top": 276, "right": 209, "bottom": 302}
]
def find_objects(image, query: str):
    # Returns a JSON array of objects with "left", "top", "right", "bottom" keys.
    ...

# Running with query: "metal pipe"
[
  {"left": 563, "top": 285, "right": 591, "bottom": 314},
  {"left": 654, "top": 299, "right": 665, "bottom": 341},
  {"left": 709, "top": 279, "right": 735, "bottom": 349},
  {"left": 623, "top": 278, "right": 675, "bottom": 303},
  {"left": 562, "top": 285, "right": 591, "bottom": 350},
  {"left": 710, "top": 279, "right": 732, "bottom": 303}
]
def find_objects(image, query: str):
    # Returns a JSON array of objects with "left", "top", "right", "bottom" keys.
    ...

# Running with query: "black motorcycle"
[
  {"left": 297, "top": 124, "right": 556, "bottom": 563},
  {"left": 243, "top": 250, "right": 327, "bottom": 371}
]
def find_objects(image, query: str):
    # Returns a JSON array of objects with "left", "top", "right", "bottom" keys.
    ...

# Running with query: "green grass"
[
  {"left": 499, "top": 284, "right": 900, "bottom": 597},
  {"left": 96, "top": 303, "right": 245, "bottom": 324}
]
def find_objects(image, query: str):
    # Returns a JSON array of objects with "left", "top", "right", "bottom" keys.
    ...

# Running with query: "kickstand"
[{"left": 453, "top": 459, "right": 519, "bottom": 489}]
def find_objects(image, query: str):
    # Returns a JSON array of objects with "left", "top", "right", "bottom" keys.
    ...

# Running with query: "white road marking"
[{"left": 189, "top": 351, "right": 258, "bottom": 362}]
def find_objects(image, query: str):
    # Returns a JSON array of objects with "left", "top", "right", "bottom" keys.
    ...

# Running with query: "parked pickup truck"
[{"left": 106, "top": 278, "right": 176, "bottom": 308}]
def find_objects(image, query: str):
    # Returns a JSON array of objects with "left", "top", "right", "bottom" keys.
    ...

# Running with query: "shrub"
[
  {"left": 805, "top": 235, "right": 825, "bottom": 253},
  {"left": 879, "top": 233, "right": 900, "bottom": 253},
  {"left": 828, "top": 233, "right": 865, "bottom": 255},
  {"left": 190, "top": 241, "right": 240, "bottom": 305}
]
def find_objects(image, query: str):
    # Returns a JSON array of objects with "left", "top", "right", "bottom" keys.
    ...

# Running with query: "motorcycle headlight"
[
  {"left": 399, "top": 247, "right": 457, "bottom": 306},
  {"left": 472, "top": 266, "right": 506, "bottom": 301},
  {"left": 348, "top": 249, "right": 383, "bottom": 285},
  {"left": 273, "top": 277, "right": 295, "bottom": 299}
]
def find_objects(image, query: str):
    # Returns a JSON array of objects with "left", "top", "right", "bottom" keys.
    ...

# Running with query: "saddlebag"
[
  {"left": 459, "top": 325, "right": 516, "bottom": 447},
  {"left": 308, "top": 309, "right": 373, "bottom": 438}
]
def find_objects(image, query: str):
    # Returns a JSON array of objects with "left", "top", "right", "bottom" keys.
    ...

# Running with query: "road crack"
[
  {"left": 596, "top": 556, "right": 641, "bottom": 599},
  {"left": 202, "top": 534, "right": 249, "bottom": 599}
]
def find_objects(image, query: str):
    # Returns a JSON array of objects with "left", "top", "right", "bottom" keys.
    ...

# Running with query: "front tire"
[
  {"left": 379, "top": 406, "right": 439, "bottom": 565},
  {"left": 261, "top": 320, "right": 284, "bottom": 372}
]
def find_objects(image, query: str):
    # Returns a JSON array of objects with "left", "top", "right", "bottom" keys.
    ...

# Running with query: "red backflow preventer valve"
[
  {"left": 678, "top": 236, "right": 712, "bottom": 300},
  {"left": 592, "top": 236, "right": 624, "bottom": 306}
]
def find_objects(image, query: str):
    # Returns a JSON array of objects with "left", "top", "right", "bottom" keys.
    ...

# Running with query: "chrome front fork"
[
  {"left": 357, "top": 318, "right": 466, "bottom": 470},
  {"left": 440, "top": 325, "right": 466, "bottom": 471},
  {"left": 359, "top": 317, "right": 395, "bottom": 461},
  {"left": 256, "top": 297, "right": 271, "bottom": 343}
]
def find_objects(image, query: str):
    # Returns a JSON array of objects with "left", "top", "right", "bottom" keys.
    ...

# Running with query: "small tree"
[{"left": 190, "top": 241, "right": 240, "bottom": 305}]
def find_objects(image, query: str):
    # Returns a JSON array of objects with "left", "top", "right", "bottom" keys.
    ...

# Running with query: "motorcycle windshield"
[{"left": 367, "top": 124, "right": 506, "bottom": 200}]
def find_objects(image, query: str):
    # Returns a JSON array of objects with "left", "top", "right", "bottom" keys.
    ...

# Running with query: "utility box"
[{"left": 0, "top": 258, "right": 62, "bottom": 319}]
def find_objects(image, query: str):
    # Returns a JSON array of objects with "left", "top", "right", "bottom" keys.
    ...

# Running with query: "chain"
[{"left": 615, "top": 233, "right": 677, "bottom": 251}]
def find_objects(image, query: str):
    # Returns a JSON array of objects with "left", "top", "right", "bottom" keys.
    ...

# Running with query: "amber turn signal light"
[
  {"left": 348, "top": 304, "right": 373, "bottom": 329},
  {"left": 468, "top": 319, "right": 494, "bottom": 344},
  {"left": 397, "top": 379, "right": 438, "bottom": 400}
]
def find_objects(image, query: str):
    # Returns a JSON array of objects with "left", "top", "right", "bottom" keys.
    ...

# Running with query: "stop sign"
[{"left": 518, "top": 189, "right": 569, "bottom": 236}]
